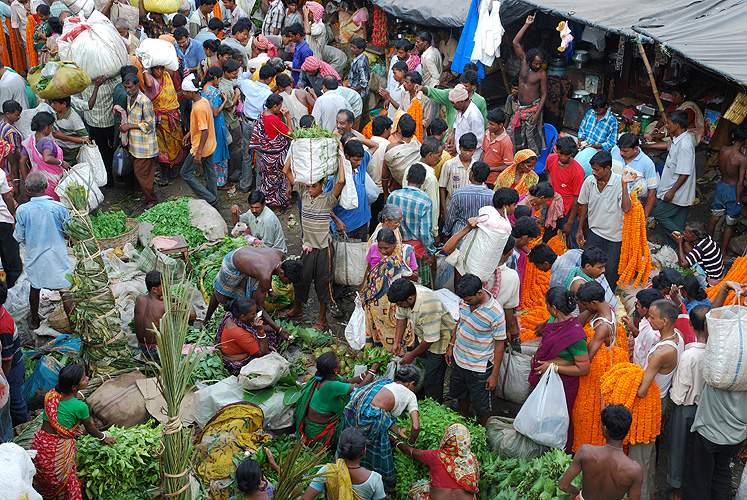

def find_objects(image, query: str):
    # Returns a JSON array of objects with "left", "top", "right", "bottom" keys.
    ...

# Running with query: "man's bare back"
[
  {"left": 718, "top": 142, "right": 747, "bottom": 185},
  {"left": 561, "top": 444, "right": 642, "bottom": 500},
  {"left": 134, "top": 294, "right": 166, "bottom": 346},
  {"left": 232, "top": 246, "right": 286, "bottom": 302}
]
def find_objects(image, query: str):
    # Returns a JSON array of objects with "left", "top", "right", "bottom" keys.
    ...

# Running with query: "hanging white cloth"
[
  {"left": 471, "top": 0, "right": 504, "bottom": 67},
  {"left": 581, "top": 26, "right": 606, "bottom": 51}
]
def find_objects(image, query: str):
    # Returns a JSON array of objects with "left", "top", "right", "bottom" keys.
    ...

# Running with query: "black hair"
[
  {"left": 687, "top": 221, "right": 709, "bottom": 241},
  {"left": 416, "top": 31, "right": 432, "bottom": 44},
  {"left": 636, "top": 288, "right": 665, "bottom": 309},
  {"left": 338, "top": 427, "right": 367, "bottom": 460},
  {"left": 394, "top": 364, "right": 421, "bottom": 386},
  {"left": 511, "top": 216, "right": 541, "bottom": 239},
  {"left": 258, "top": 64, "right": 276, "bottom": 81},
  {"left": 502, "top": 235, "right": 516, "bottom": 256},
  {"left": 555, "top": 136, "right": 578, "bottom": 156},
  {"left": 48, "top": 16, "right": 62, "bottom": 34},
  {"left": 377, "top": 227, "right": 397, "bottom": 245},
  {"left": 683, "top": 276, "right": 707, "bottom": 301},
  {"left": 300, "top": 115, "right": 315, "bottom": 128},
  {"left": 462, "top": 62, "right": 478, "bottom": 74},
  {"left": 201, "top": 0, "right": 217, "bottom": 6},
  {"left": 280, "top": 260, "right": 304, "bottom": 284},
  {"left": 322, "top": 75, "right": 339, "bottom": 90},
  {"left": 218, "top": 44, "right": 235, "bottom": 58},
  {"left": 222, "top": 59, "right": 240, "bottom": 74},
  {"left": 50, "top": 96, "right": 71, "bottom": 107},
  {"left": 576, "top": 280, "right": 605, "bottom": 303},
  {"left": 525, "top": 46, "right": 546, "bottom": 64},
  {"left": 350, "top": 37, "right": 366, "bottom": 50},
  {"left": 471, "top": 161, "right": 490, "bottom": 183},
  {"left": 405, "top": 162, "right": 426, "bottom": 185},
  {"left": 617, "top": 132, "right": 639, "bottom": 149},
  {"left": 0, "top": 279, "right": 6, "bottom": 307},
  {"left": 651, "top": 299, "right": 679, "bottom": 324},
  {"left": 398, "top": 114, "right": 416, "bottom": 138},
  {"left": 344, "top": 139, "right": 365, "bottom": 158},
  {"left": 338, "top": 109, "right": 355, "bottom": 125},
  {"left": 458, "top": 132, "right": 478, "bottom": 151},
  {"left": 460, "top": 70, "right": 478, "bottom": 86},
  {"left": 601, "top": 404, "right": 632, "bottom": 441},
  {"left": 590, "top": 150, "right": 612, "bottom": 169},
  {"left": 31, "top": 111, "right": 55, "bottom": 132},
  {"left": 172, "top": 14, "right": 188, "bottom": 28},
  {"left": 145, "top": 270, "right": 162, "bottom": 291},
  {"left": 420, "top": 136, "right": 443, "bottom": 158},
  {"left": 528, "top": 243, "right": 557, "bottom": 267},
  {"left": 487, "top": 107, "right": 506, "bottom": 125},
  {"left": 392, "top": 60, "right": 407, "bottom": 73},
  {"left": 528, "top": 181, "right": 554, "bottom": 199},
  {"left": 248, "top": 190, "right": 266, "bottom": 205},
  {"left": 122, "top": 73, "right": 140, "bottom": 86},
  {"left": 371, "top": 115, "right": 393, "bottom": 136},
  {"left": 287, "top": 22, "right": 304, "bottom": 37},
  {"left": 173, "top": 26, "right": 189, "bottom": 41},
  {"left": 652, "top": 268, "right": 685, "bottom": 290},
  {"left": 200, "top": 66, "right": 223, "bottom": 88},
  {"left": 404, "top": 71, "right": 422, "bottom": 86},
  {"left": 493, "top": 187, "right": 519, "bottom": 209},
  {"left": 340, "top": 132, "right": 356, "bottom": 145},
  {"left": 55, "top": 365, "right": 86, "bottom": 394},
  {"left": 2, "top": 100, "right": 22, "bottom": 115},
  {"left": 731, "top": 123, "right": 747, "bottom": 143},
  {"left": 395, "top": 39, "right": 413, "bottom": 52},
  {"left": 227, "top": 296, "right": 257, "bottom": 317},
  {"left": 265, "top": 93, "right": 284, "bottom": 109},
  {"left": 275, "top": 72, "right": 292, "bottom": 88},
  {"left": 668, "top": 109, "right": 690, "bottom": 129},
  {"left": 235, "top": 459, "right": 263, "bottom": 493},
  {"left": 513, "top": 206, "right": 532, "bottom": 221},
  {"left": 689, "top": 304, "right": 709, "bottom": 333},
  {"left": 427, "top": 118, "right": 448, "bottom": 137},
  {"left": 203, "top": 38, "right": 222, "bottom": 53},
  {"left": 455, "top": 273, "right": 482, "bottom": 298},
  {"left": 387, "top": 278, "right": 416, "bottom": 303},
  {"left": 232, "top": 18, "right": 252, "bottom": 35},
  {"left": 208, "top": 17, "right": 223, "bottom": 31},
  {"left": 316, "top": 351, "right": 340, "bottom": 379},
  {"left": 581, "top": 246, "right": 607, "bottom": 268},
  {"left": 591, "top": 94, "right": 607, "bottom": 109},
  {"left": 546, "top": 286, "right": 577, "bottom": 315},
  {"left": 37, "top": 4, "right": 50, "bottom": 15}
]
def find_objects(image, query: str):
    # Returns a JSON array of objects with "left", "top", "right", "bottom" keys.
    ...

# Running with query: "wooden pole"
[
  {"left": 498, "top": 58, "right": 511, "bottom": 96},
  {"left": 637, "top": 41, "right": 667, "bottom": 124}
]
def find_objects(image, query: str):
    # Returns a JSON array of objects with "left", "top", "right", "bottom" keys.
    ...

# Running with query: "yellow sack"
[
  {"left": 129, "top": 0, "right": 181, "bottom": 14},
  {"left": 27, "top": 61, "right": 92, "bottom": 99}
]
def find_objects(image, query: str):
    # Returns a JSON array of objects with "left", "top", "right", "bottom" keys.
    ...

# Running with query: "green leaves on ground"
[
  {"left": 90, "top": 210, "right": 128, "bottom": 238},
  {"left": 138, "top": 197, "right": 206, "bottom": 248}
]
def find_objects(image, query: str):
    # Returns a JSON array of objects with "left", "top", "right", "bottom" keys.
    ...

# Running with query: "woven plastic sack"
[
  {"left": 334, "top": 236, "right": 366, "bottom": 286},
  {"left": 345, "top": 294, "right": 366, "bottom": 351},
  {"left": 76, "top": 142, "right": 107, "bottom": 186},
  {"left": 26, "top": 61, "right": 92, "bottom": 99},
  {"left": 238, "top": 352, "right": 290, "bottom": 390},
  {"left": 449, "top": 206, "right": 510, "bottom": 282},
  {"left": 57, "top": 11, "right": 130, "bottom": 78},
  {"left": 486, "top": 416, "right": 548, "bottom": 460},
  {"left": 135, "top": 38, "right": 179, "bottom": 71},
  {"left": 63, "top": 0, "right": 95, "bottom": 16},
  {"left": 704, "top": 300, "right": 747, "bottom": 391},
  {"left": 55, "top": 163, "right": 104, "bottom": 211},
  {"left": 134, "top": 0, "right": 182, "bottom": 14},
  {"left": 514, "top": 364, "right": 569, "bottom": 449},
  {"left": 495, "top": 347, "right": 532, "bottom": 404},
  {"left": 289, "top": 138, "right": 339, "bottom": 184},
  {"left": 21, "top": 355, "right": 63, "bottom": 409},
  {"left": 0, "top": 443, "right": 43, "bottom": 500}
]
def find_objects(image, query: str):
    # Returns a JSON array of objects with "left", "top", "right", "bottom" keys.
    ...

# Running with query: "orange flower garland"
[
  {"left": 547, "top": 232, "right": 568, "bottom": 256},
  {"left": 705, "top": 254, "right": 747, "bottom": 304},
  {"left": 617, "top": 188, "right": 652, "bottom": 288},
  {"left": 600, "top": 363, "right": 661, "bottom": 445},
  {"left": 527, "top": 228, "right": 544, "bottom": 250},
  {"left": 405, "top": 100, "right": 424, "bottom": 143},
  {"left": 518, "top": 262, "right": 551, "bottom": 342}
]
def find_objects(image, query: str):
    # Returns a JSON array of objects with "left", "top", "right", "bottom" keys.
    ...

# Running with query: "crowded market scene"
[{"left": 1, "top": 0, "right": 747, "bottom": 498}]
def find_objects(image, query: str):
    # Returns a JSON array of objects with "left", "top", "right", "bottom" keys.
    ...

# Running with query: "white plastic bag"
[
  {"left": 365, "top": 171, "right": 382, "bottom": 205},
  {"left": 63, "top": 0, "right": 94, "bottom": 16},
  {"left": 135, "top": 38, "right": 179, "bottom": 71},
  {"left": 57, "top": 11, "right": 130, "bottom": 78},
  {"left": 191, "top": 376, "right": 244, "bottom": 428},
  {"left": 55, "top": 163, "right": 104, "bottom": 211},
  {"left": 704, "top": 300, "right": 747, "bottom": 391},
  {"left": 238, "top": 352, "right": 290, "bottom": 390},
  {"left": 76, "top": 142, "right": 107, "bottom": 186},
  {"left": 737, "top": 462, "right": 747, "bottom": 500},
  {"left": 345, "top": 294, "right": 366, "bottom": 351},
  {"left": 0, "top": 443, "right": 42, "bottom": 500},
  {"left": 289, "top": 138, "right": 339, "bottom": 184},
  {"left": 514, "top": 364, "right": 569, "bottom": 449},
  {"left": 451, "top": 206, "right": 510, "bottom": 282},
  {"left": 334, "top": 237, "right": 366, "bottom": 286},
  {"left": 260, "top": 392, "right": 295, "bottom": 430},
  {"left": 339, "top": 158, "right": 359, "bottom": 210},
  {"left": 496, "top": 347, "right": 533, "bottom": 404}
]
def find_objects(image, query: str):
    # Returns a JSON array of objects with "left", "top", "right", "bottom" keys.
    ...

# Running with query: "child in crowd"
[
  {"left": 481, "top": 108, "right": 514, "bottom": 188},
  {"left": 622, "top": 288, "right": 665, "bottom": 366},
  {"left": 439, "top": 132, "right": 477, "bottom": 216},
  {"left": 680, "top": 275, "right": 712, "bottom": 312}
]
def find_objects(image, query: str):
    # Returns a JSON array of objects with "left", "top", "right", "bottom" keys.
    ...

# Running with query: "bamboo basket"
[{"left": 96, "top": 218, "right": 139, "bottom": 250}]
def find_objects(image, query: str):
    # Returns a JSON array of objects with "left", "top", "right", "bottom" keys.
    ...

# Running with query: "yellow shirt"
[
  {"left": 433, "top": 149, "right": 451, "bottom": 180},
  {"left": 190, "top": 97, "right": 217, "bottom": 156}
]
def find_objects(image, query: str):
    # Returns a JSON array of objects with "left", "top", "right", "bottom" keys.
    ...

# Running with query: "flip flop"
[
  {"left": 329, "top": 303, "right": 343, "bottom": 318},
  {"left": 276, "top": 310, "right": 303, "bottom": 320},
  {"left": 311, "top": 322, "right": 328, "bottom": 331}
]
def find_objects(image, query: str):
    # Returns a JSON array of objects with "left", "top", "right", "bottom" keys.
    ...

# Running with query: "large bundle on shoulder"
[
  {"left": 57, "top": 10, "right": 130, "bottom": 79},
  {"left": 130, "top": 0, "right": 182, "bottom": 14},
  {"left": 135, "top": 38, "right": 179, "bottom": 71},
  {"left": 26, "top": 61, "right": 91, "bottom": 99},
  {"left": 447, "top": 206, "right": 511, "bottom": 282},
  {"left": 705, "top": 299, "right": 747, "bottom": 391},
  {"left": 288, "top": 126, "right": 340, "bottom": 185}
]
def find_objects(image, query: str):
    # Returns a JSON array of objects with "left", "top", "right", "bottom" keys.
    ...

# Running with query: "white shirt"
[
  {"left": 333, "top": 87, "right": 362, "bottom": 118},
  {"left": 383, "top": 382, "right": 418, "bottom": 418},
  {"left": 633, "top": 318, "right": 659, "bottom": 367},
  {"left": 311, "top": 91, "right": 351, "bottom": 133},
  {"left": 10, "top": 1, "right": 28, "bottom": 42},
  {"left": 368, "top": 136, "right": 390, "bottom": 189},
  {"left": 0, "top": 173, "right": 14, "bottom": 224},
  {"left": 453, "top": 101, "right": 485, "bottom": 156},
  {"left": 0, "top": 70, "right": 30, "bottom": 110},
  {"left": 387, "top": 56, "right": 422, "bottom": 94},
  {"left": 577, "top": 171, "right": 625, "bottom": 242},
  {"left": 493, "top": 264, "right": 520, "bottom": 309},
  {"left": 247, "top": 53, "right": 270, "bottom": 75},
  {"left": 420, "top": 45, "right": 442, "bottom": 87},
  {"left": 657, "top": 131, "right": 696, "bottom": 207},
  {"left": 669, "top": 342, "right": 706, "bottom": 406}
]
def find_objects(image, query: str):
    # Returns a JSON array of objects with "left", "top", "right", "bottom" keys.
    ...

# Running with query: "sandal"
[
  {"left": 311, "top": 322, "right": 328, "bottom": 331},
  {"left": 276, "top": 310, "right": 303, "bottom": 320},
  {"left": 329, "top": 303, "right": 343, "bottom": 318}
]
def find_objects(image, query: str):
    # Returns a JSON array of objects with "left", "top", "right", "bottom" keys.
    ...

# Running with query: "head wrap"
[
  {"left": 300, "top": 56, "right": 342, "bottom": 83},
  {"left": 306, "top": 1, "right": 324, "bottom": 23},
  {"left": 448, "top": 84, "right": 469, "bottom": 103},
  {"left": 253, "top": 34, "right": 278, "bottom": 57},
  {"left": 513, "top": 149, "right": 538, "bottom": 165},
  {"left": 406, "top": 54, "right": 421, "bottom": 72},
  {"left": 437, "top": 424, "right": 479, "bottom": 493}
]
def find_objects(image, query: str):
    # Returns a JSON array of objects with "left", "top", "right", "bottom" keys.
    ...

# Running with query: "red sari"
[{"left": 249, "top": 114, "right": 290, "bottom": 207}]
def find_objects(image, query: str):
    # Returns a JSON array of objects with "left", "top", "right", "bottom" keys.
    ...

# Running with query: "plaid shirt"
[
  {"left": 386, "top": 186, "right": 436, "bottom": 254},
  {"left": 140, "top": 14, "right": 170, "bottom": 39},
  {"left": 348, "top": 53, "right": 370, "bottom": 98},
  {"left": 395, "top": 285, "right": 455, "bottom": 355},
  {"left": 0, "top": 121, "right": 22, "bottom": 155},
  {"left": 125, "top": 92, "right": 157, "bottom": 159},
  {"left": 578, "top": 108, "right": 618, "bottom": 151},
  {"left": 262, "top": 0, "right": 285, "bottom": 37},
  {"left": 80, "top": 76, "right": 120, "bottom": 128}
]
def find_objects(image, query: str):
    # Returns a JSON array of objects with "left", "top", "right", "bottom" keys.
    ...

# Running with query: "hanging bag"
[
  {"left": 704, "top": 296, "right": 747, "bottom": 391},
  {"left": 513, "top": 363, "right": 569, "bottom": 449},
  {"left": 334, "top": 235, "right": 366, "bottom": 286}
]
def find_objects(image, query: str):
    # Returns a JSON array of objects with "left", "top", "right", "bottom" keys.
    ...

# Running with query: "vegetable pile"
[
  {"left": 482, "top": 449, "right": 580, "bottom": 500},
  {"left": 279, "top": 320, "right": 333, "bottom": 349},
  {"left": 90, "top": 210, "right": 128, "bottom": 239},
  {"left": 185, "top": 316, "right": 229, "bottom": 385},
  {"left": 291, "top": 124, "right": 337, "bottom": 139},
  {"left": 76, "top": 422, "right": 161, "bottom": 500},
  {"left": 191, "top": 236, "right": 248, "bottom": 301},
  {"left": 254, "top": 434, "right": 331, "bottom": 486},
  {"left": 309, "top": 344, "right": 360, "bottom": 377},
  {"left": 138, "top": 197, "right": 206, "bottom": 248}
]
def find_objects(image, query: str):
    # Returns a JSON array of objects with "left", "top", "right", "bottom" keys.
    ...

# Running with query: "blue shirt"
[
  {"left": 386, "top": 186, "right": 435, "bottom": 254},
  {"left": 236, "top": 73, "right": 272, "bottom": 120},
  {"left": 578, "top": 108, "right": 618, "bottom": 151},
  {"left": 174, "top": 38, "right": 206, "bottom": 71},
  {"left": 292, "top": 40, "right": 313, "bottom": 85},
  {"left": 610, "top": 145, "right": 658, "bottom": 197},
  {"left": 326, "top": 151, "right": 371, "bottom": 232},
  {"left": 13, "top": 196, "right": 72, "bottom": 290},
  {"left": 443, "top": 184, "right": 494, "bottom": 235}
]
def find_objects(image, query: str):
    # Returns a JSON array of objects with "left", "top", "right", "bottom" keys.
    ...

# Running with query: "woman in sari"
[
  {"left": 367, "top": 203, "right": 404, "bottom": 251},
  {"left": 30, "top": 365, "right": 115, "bottom": 500},
  {"left": 201, "top": 66, "right": 231, "bottom": 188},
  {"left": 199, "top": 39, "right": 221, "bottom": 80},
  {"left": 494, "top": 149, "right": 538, "bottom": 195},
  {"left": 143, "top": 65, "right": 186, "bottom": 183},
  {"left": 362, "top": 228, "right": 417, "bottom": 349},
  {"left": 338, "top": 0, "right": 368, "bottom": 47},
  {"left": 392, "top": 423, "right": 480, "bottom": 500},
  {"left": 249, "top": 93, "right": 293, "bottom": 208},
  {"left": 343, "top": 365, "right": 421, "bottom": 493},
  {"left": 295, "top": 351, "right": 378, "bottom": 451},
  {"left": 20, "top": 111, "right": 67, "bottom": 201},
  {"left": 302, "top": 427, "right": 387, "bottom": 500},
  {"left": 215, "top": 297, "right": 274, "bottom": 376},
  {"left": 528, "top": 287, "right": 590, "bottom": 451}
]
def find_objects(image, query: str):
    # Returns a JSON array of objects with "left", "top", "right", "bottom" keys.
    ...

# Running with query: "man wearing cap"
[
  {"left": 449, "top": 84, "right": 485, "bottom": 157},
  {"left": 180, "top": 75, "right": 218, "bottom": 207}
]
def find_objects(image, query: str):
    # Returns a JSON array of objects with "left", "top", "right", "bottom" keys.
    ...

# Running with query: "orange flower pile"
[
  {"left": 547, "top": 232, "right": 568, "bottom": 256},
  {"left": 518, "top": 262, "right": 551, "bottom": 342},
  {"left": 705, "top": 254, "right": 747, "bottom": 304},
  {"left": 405, "top": 101, "right": 424, "bottom": 143},
  {"left": 600, "top": 363, "right": 661, "bottom": 445},
  {"left": 617, "top": 189, "right": 651, "bottom": 288},
  {"left": 571, "top": 324, "right": 629, "bottom": 451},
  {"left": 527, "top": 228, "right": 544, "bottom": 250}
]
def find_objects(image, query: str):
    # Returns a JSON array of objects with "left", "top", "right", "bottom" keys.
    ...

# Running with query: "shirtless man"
[
  {"left": 511, "top": 13, "right": 547, "bottom": 154},
  {"left": 134, "top": 271, "right": 197, "bottom": 360},
  {"left": 203, "top": 247, "right": 304, "bottom": 338},
  {"left": 709, "top": 123, "right": 747, "bottom": 253},
  {"left": 559, "top": 404, "right": 643, "bottom": 500}
]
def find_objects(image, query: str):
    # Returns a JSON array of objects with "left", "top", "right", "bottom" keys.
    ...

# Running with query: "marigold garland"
[
  {"left": 547, "top": 231, "right": 568, "bottom": 256},
  {"left": 600, "top": 362, "right": 661, "bottom": 445},
  {"left": 527, "top": 228, "right": 544, "bottom": 250},
  {"left": 405, "top": 100, "right": 423, "bottom": 143},
  {"left": 26, "top": 15, "right": 38, "bottom": 69},
  {"left": 705, "top": 254, "right": 747, "bottom": 305},
  {"left": 518, "top": 263, "right": 551, "bottom": 342},
  {"left": 617, "top": 188, "right": 652, "bottom": 288}
]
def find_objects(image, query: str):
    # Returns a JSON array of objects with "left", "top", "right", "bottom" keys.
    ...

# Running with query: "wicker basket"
[
  {"left": 96, "top": 218, "right": 140, "bottom": 250},
  {"left": 48, "top": 306, "right": 73, "bottom": 334}
]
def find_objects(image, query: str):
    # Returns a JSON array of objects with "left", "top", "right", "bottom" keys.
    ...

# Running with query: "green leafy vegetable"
[
  {"left": 191, "top": 236, "right": 249, "bottom": 301},
  {"left": 138, "top": 197, "right": 207, "bottom": 248},
  {"left": 90, "top": 210, "right": 128, "bottom": 238},
  {"left": 291, "top": 125, "right": 337, "bottom": 139}
]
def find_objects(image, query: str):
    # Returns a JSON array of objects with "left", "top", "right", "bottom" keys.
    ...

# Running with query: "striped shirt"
[
  {"left": 395, "top": 285, "right": 455, "bottom": 355},
  {"left": 386, "top": 186, "right": 435, "bottom": 254},
  {"left": 80, "top": 77, "right": 120, "bottom": 128},
  {"left": 296, "top": 185, "right": 338, "bottom": 249},
  {"left": 263, "top": 0, "right": 285, "bottom": 37},
  {"left": 443, "top": 183, "right": 494, "bottom": 235},
  {"left": 454, "top": 290, "right": 506, "bottom": 372},
  {"left": 685, "top": 235, "right": 724, "bottom": 282},
  {"left": 0, "top": 121, "right": 23, "bottom": 155},
  {"left": 125, "top": 92, "right": 157, "bottom": 159}
]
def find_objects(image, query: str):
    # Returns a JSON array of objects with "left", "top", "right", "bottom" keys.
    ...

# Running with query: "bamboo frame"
[{"left": 637, "top": 41, "right": 667, "bottom": 124}]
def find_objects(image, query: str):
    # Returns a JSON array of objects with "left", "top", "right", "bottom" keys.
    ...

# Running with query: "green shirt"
[
  {"left": 42, "top": 397, "right": 89, "bottom": 429},
  {"left": 424, "top": 87, "right": 488, "bottom": 129},
  {"left": 309, "top": 377, "right": 351, "bottom": 415},
  {"left": 556, "top": 338, "right": 588, "bottom": 362}
]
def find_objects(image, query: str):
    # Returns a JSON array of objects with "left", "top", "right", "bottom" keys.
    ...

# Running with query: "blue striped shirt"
[
  {"left": 387, "top": 186, "right": 435, "bottom": 254},
  {"left": 578, "top": 108, "right": 618, "bottom": 151},
  {"left": 443, "top": 184, "right": 495, "bottom": 235},
  {"left": 454, "top": 291, "right": 506, "bottom": 372}
]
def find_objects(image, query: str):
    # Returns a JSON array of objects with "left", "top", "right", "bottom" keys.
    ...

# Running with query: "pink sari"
[{"left": 24, "top": 134, "right": 64, "bottom": 201}]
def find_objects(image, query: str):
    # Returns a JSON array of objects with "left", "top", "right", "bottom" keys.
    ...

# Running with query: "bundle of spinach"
[
  {"left": 184, "top": 323, "right": 229, "bottom": 385},
  {"left": 291, "top": 125, "right": 337, "bottom": 139},
  {"left": 90, "top": 210, "right": 128, "bottom": 239},
  {"left": 278, "top": 319, "right": 331, "bottom": 349},
  {"left": 76, "top": 422, "right": 161, "bottom": 500},
  {"left": 138, "top": 197, "right": 207, "bottom": 248}
]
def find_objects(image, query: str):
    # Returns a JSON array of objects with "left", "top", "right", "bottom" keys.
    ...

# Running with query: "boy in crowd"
[
  {"left": 348, "top": 37, "right": 370, "bottom": 100},
  {"left": 426, "top": 118, "right": 451, "bottom": 179},
  {"left": 492, "top": 187, "right": 519, "bottom": 218},
  {"left": 622, "top": 288, "right": 666, "bottom": 367},
  {"left": 439, "top": 132, "right": 477, "bottom": 217},
  {"left": 543, "top": 136, "right": 584, "bottom": 246},
  {"left": 480, "top": 107, "right": 514, "bottom": 188}
]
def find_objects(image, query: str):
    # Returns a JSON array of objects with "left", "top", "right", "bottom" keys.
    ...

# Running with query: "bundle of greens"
[
  {"left": 191, "top": 236, "right": 248, "bottom": 301},
  {"left": 138, "top": 197, "right": 206, "bottom": 248},
  {"left": 76, "top": 422, "right": 161, "bottom": 500},
  {"left": 483, "top": 448, "right": 579, "bottom": 500},
  {"left": 309, "top": 344, "right": 360, "bottom": 378},
  {"left": 363, "top": 346, "right": 392, "bottom": 372},
  {"left": 184, "top": 326, "right": 229, "bottom": 385},
  {"left": 253, "top": 435, "right": 331, "bottom": 487},
  {"left": 90, "top": 210, "right": 128, "bottom": 238},
  {"left": 278, "top": 320, "right": 332, "bottom": 349},
  {"left": 291, "top": 125, "right": 337, "bottom": 139}
]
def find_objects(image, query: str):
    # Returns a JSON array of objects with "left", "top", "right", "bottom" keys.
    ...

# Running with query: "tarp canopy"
[
  {"left": 499, "top": 0, "right": 747, "bottom": 86},
  {"left": 372, "top": 0, "right": 472, "bottom": 27}
]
